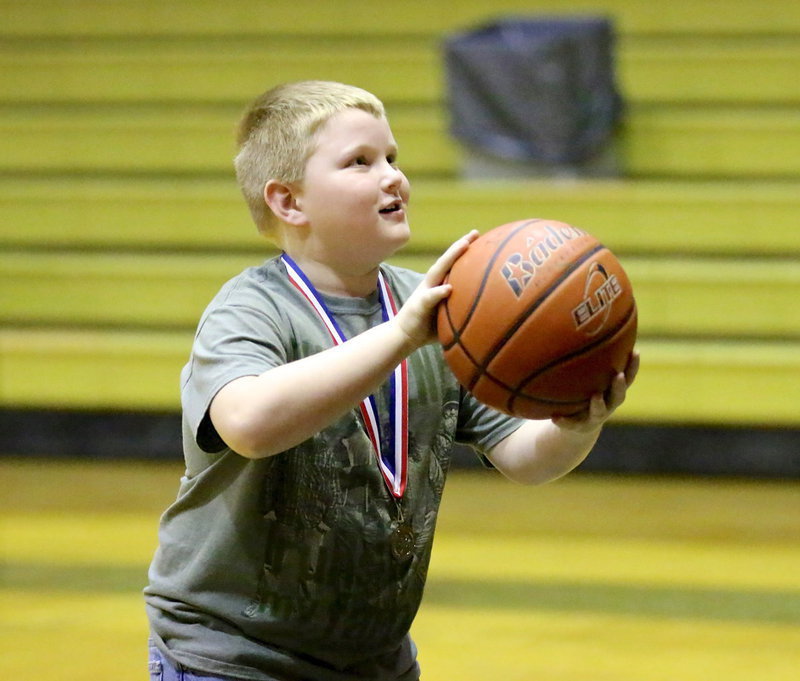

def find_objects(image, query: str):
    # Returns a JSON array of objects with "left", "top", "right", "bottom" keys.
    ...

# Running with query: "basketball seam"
[
  {"left": 506, "top": 301, "right": 637, "bottom": 414},
  {"left": 466, "top": 243, "right": 607, "bottom": 391},
  {"left": 465, "top": 365, "right": 589, "bottom": 409},
  {"left": 441, "top": 219, "right": 543, "bottom": 353},
  {"left": 462, "top": 301, "right": 636, "bottom": 412}
]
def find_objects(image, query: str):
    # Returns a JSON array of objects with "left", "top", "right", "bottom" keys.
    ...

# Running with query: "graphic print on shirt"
[{"left": 242, "top": 365, "right": 458, "bottom": 647}]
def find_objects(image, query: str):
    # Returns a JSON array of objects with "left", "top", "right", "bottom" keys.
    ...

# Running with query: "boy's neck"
[{"left": 286, "top": 254, "right": 379, "bottom": 298}]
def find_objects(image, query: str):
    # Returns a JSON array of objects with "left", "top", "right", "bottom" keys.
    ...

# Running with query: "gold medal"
[{"left": 390, "top": 524, "right": 415, "bottom": 561}]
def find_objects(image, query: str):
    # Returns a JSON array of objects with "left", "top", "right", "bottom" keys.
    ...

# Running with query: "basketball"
[{"left": 438, "top": 219, "right": 638, "bottom": 419}]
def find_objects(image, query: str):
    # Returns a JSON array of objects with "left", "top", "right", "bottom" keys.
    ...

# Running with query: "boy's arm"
[
  {"left": 486, "top": 352, "right": 639, "bottom": 485},
  {"left": 209, "top": 231, "right": 479, "bottom": 459}
]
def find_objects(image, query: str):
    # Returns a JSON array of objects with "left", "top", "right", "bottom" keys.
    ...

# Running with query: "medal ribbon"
[{"left": 281, "top": 253, "right": 408, "bottom": 498}]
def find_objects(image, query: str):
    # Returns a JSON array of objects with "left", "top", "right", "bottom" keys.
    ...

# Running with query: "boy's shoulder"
[{"left": 203, "top": 255, "right": 291, "bottom": 316}]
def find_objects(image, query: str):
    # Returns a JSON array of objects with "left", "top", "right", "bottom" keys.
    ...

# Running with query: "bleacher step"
[
  {"left": 2, "top": 178, "right": 798, "bottom": 256},
  {"left": 4, "top": 0, "right": 800, "bottom": 37},
  {"left": 3, "top": 105, "right": 798, "bottom": 179},
  {"left": 2, "top": 329, "right": 798, "bottom": 426},
  {"left": 3, "top": 251, "right": 799, "bottom": 339}
]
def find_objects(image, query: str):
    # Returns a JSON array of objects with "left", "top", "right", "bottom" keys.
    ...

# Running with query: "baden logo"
[
  {"left": 572, "top": 261, "right": 622, "bottom": 335},
  {"left": 500, "top": 224, "right": 586, "bottom": 297}
]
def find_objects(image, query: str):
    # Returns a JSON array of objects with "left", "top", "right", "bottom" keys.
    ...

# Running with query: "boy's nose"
[{"left": 382, "top": 164, "right": 405, "bottom": 191}]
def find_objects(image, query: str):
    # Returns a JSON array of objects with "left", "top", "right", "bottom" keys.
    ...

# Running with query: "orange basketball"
[{"left": 438, "top": 219, "right": 637, "bottom": 419}]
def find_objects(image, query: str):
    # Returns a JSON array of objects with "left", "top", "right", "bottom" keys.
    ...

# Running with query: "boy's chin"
[
  {"left": 387, "top": 221, "right": 412, "bottom": 243},
  {"left": 385, "top": 228, "right": 411, "bottom": 255}
]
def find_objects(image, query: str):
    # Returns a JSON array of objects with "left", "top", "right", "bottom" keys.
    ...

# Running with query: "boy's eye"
[{"left": 346, "top": 153, "right": 399, "bottom": 168}]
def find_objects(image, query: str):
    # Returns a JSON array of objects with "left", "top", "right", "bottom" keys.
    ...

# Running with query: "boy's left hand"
[{"left": 553, "top": 350, "right": 640, "bottom": 433}]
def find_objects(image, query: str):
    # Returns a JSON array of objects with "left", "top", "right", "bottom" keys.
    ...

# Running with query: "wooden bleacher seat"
[
  {"left": 3, "top": 0, "right": 800, "bottom": 37},
  {"left": 3, "top": 178, "right": 800, "bottom": 254},
  {"left": 3, "top": 249, "right": 799, "bottom": 338},
  {"left": 3, "top": 105, "right": 799, "bottom": 179}
]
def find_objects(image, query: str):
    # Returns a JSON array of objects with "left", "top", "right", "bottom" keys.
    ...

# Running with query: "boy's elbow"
[
  {"left": 490, "top": 459, "right": 557, "bottom": 486},
  {"left": 209, "top": 379, "right": 279, "bottom": 459},
  {"left": 214, "top": 411, "right": 279, "bottom": 459}
]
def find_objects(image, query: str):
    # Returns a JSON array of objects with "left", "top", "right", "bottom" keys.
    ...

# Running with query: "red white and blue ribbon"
[{"left": 281, "top": 253, "right": 408, "bottom": 498}]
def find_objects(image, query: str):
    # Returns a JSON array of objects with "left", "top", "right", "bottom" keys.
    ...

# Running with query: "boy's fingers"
[
  {"left": 590, "top": 392, "right": 608, "bottom": 419},
  {"left": 606, "top": 374, "right": 627, "bottom": 412},
  {"left": 437, "top": 230, "right": 477, "bottom": 269},
  {"left": 418, "top": 284, "right": 453, "bottom": 314},
  {"left": 625, "top": 350, "right": 640, "bottom": 386},
  {"left": 556, "top": 351, "right": 638, "bottom": 431},
  {"left": 598, "top": 352, "right": 638, "bottom": 414},
  {"left": 426, "top": 230, "right": 479, "bottom": 284}
]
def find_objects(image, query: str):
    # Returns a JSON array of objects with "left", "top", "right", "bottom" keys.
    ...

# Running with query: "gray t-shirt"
[{"left": 144, "top": 257, "right": 522, "bottom": 681}]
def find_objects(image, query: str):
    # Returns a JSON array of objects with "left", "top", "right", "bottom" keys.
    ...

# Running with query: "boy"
[{"left": 145, "top": 80, "right": 637, "bottom": 681}]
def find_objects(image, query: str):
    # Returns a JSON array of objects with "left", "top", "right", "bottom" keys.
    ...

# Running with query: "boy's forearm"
[
  {"left": 486, "top": 419, "right": 602, "bottom": 486},
  {"left": 210, "top": 318, "right": 418, "bottom": 458}
]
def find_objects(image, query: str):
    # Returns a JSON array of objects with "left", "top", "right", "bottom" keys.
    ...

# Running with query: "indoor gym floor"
[{"left": 1, "top": 458, "right": 799, "bottom": 680}]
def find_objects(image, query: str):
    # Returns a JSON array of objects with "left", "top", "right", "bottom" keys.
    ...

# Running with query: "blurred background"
[{"left": 1, "top": 1, "right": 799, "bottom": 679}]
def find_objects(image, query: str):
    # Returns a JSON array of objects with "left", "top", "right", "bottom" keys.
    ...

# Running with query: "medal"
[
  {"left": 390, "top": 523, "right": 415, "bottom": 561},
  {"left": 281, "top": 254, "right": 414, "bottom": 559}
]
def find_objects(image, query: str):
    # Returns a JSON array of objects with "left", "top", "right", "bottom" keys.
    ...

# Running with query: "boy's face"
[{"left": 293, "top": 108, "right": 411, "bottom": 273}]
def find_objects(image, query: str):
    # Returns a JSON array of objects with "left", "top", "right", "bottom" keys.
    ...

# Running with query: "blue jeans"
[{"left": 148, "top": 640, "right": 236, "bottom": 681}]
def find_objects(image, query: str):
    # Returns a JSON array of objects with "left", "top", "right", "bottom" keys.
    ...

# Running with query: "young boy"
[{"left": 144, "top": 80, "right": 637, "bottom": 681}]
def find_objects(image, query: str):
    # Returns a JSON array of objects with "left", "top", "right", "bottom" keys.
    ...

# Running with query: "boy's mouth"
[{"left": 379, "top": 200, "right": 402, "bottom": 214}]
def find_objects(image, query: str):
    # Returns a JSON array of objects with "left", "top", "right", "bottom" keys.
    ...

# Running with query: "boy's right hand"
[{"left": 394, "top": 230, "right": 480, "bottom": 349}]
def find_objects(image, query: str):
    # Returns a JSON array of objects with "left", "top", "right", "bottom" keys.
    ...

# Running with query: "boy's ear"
[{"left": 263, "top": 179, "right": 308, "bottom": 226}]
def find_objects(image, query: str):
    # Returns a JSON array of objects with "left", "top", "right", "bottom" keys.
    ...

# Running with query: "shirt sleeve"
[
  {"left": 455, "top": 386, "right": 524, "bottom": 458},
  {"left": 181, "top": 285, "right": 289, "bottom": 453}
]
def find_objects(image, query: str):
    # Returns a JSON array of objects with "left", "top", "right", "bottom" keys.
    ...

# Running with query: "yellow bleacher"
[{"left": 1, "top": 0, "right": 799, "bottom": 426}]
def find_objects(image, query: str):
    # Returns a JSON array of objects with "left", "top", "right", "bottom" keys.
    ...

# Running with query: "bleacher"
[{"left": 2, "top": 0, "right": 799, "bottom": 429}]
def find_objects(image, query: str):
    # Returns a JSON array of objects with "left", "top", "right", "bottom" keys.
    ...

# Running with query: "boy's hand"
[
  {"left": 394, "top": 230, "right": 480, "bottom": 349},
  {"left": 553, "top": 350, "right": 640, "bottom": 433}
]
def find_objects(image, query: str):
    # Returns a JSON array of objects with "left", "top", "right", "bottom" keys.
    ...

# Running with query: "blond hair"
[{"left": 234, "top": 80, "right": 386, "bottom": 238}]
